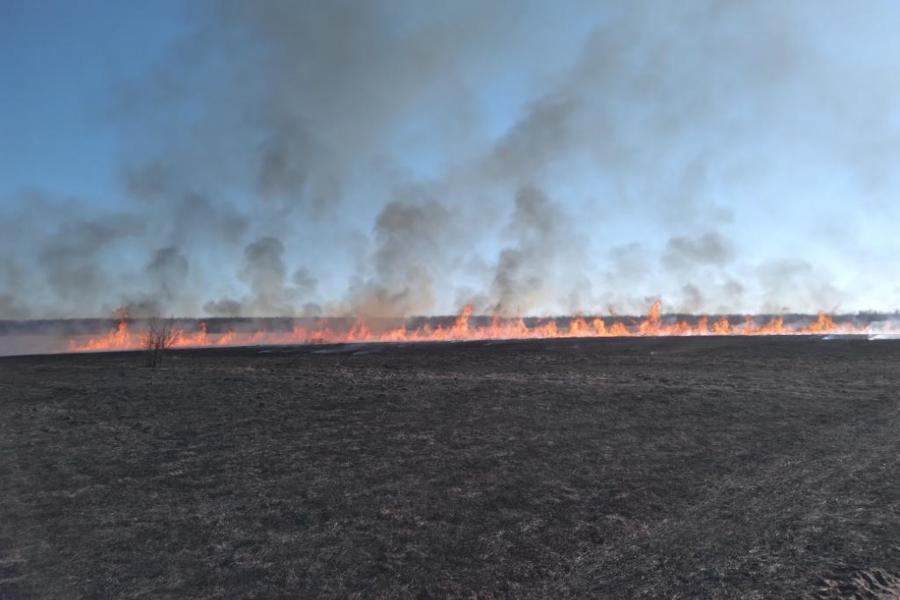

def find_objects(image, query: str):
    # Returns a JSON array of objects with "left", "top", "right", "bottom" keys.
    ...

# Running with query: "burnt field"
[{"left": 2, "top": 336, "right": 900, "bottom": 599}]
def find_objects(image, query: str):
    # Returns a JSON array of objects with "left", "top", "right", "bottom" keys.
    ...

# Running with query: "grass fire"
[
  {"left": 61, "top": 301, "right": 900, "bottom": 355},
  {"left": 4, "top": 1, "right": 900, "bottom": 598}
]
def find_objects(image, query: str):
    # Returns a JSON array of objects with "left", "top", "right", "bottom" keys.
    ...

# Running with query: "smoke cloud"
[
  {"left": 2, "top": 0, "right": 899, "bottom": 319},
  {"left": 490, "top": 185, "right": 587, "bottom": 315}
]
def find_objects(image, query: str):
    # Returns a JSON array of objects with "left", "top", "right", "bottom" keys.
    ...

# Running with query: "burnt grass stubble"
[{"left": 2, "top": 336, "right": 900, "bottom": 599}]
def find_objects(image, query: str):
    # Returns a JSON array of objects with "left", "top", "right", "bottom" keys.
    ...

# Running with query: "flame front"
[{"left": 64, "top": 300, "right": 887, "bottom": 354}]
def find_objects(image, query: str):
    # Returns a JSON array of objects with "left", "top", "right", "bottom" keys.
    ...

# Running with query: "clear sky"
[
  {"left": 1, "top": 1, "right": 187, "bottom": 201},
  {"left": 1, "top": 0, "right": 899, "bottom": 319}
]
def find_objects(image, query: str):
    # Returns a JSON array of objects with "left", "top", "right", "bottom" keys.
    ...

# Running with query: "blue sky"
[
  {"left": 0, "top": 1, "right": 188, "bottom": 204},
  {"left": 1, "top": 1, "right": 899, "bottom": 318}
]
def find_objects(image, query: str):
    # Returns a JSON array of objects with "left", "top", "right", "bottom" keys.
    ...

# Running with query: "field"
[{"left": 2, "top": 336, "right": 900, "bottom": 598}]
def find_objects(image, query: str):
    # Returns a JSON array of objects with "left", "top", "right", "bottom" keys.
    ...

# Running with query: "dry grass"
[{"left": 812, "top": 568, "right": 900, "bottom": 599}]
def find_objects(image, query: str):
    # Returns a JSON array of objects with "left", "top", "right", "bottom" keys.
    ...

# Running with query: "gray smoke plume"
[
  {"left": 239, "top": 237, "right": 290, "bottom": 315},
  {"left": 201, "top": 237, "right": 318, "bottom": 317},
  {"left": 0, "top": 295, "right": 30, "bottom": 321},
  {"left": 756, "top": 260, "right": 845, "bottom": 314},
  {"left": 490, "top": 185, "right": 588, "bottom": 315},
  {"left": 146, "top": 247, "right": 189, "bottom": 302},
  {"left": 202, "top": 298, "right": 243, "bottom": 318},
  {"left": 663, "top": 234, "right": 734, "bottom": 271},
  {"left": 2, "top": 1, "right": 899, "bottom": 320},
  {"left": 34, "top": 214, "right": 144, "bottom": 316},
  {"left": 346, "top": 197, "right": 456, "bottom": 318}
]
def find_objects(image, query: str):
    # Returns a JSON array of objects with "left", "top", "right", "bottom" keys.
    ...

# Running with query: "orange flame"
[
  {"left": 66, "top": 301, "right": 873, "bottom": 354},
  {"left": 801, "top": 312, "right": 835, "bottom": 333},
  {"left": 711, "top": 316, "right": 732, "bottom": 335}
]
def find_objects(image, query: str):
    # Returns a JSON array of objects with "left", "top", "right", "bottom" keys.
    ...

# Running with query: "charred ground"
[{"left": 2, "top": 336, "right": 900, "bottom": 598}]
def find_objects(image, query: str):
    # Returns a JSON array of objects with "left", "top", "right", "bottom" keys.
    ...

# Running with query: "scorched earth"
[{"left": 2, "top": 335, "right": 900, "bottom": 599}]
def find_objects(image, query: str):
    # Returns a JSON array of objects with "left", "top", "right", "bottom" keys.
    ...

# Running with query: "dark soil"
[{"left": 2, "top": 336, "right": 900, "bottom": 599}]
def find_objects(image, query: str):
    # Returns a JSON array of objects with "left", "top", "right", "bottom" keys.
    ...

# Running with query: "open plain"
[{"left": 2, "top": 336, "right": 900, "bottom": 598}]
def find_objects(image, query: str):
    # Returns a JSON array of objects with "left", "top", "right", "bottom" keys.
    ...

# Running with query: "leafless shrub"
[{"left": 143, "top": 317, "right": 178, "bottom": 367}]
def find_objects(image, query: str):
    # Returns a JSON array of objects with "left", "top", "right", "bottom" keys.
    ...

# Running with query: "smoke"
[
  {"left": 756, "top": 259, "right": 845, "bottom": 314},
  {"left": 146, "top": 247, "right": 189, "bottom": 301},
  {"left": 292, "top": 268, "right": 317, "bottom": 297},
  {"left": 237, "top": 237, "right": 292, "bottom": 315},
  {"left": 345, "top": 197, "right": 456, "bottom": 317},
  {"left": 2, "top": 0, "right": 900, "bottom": 319},
  {"left": 490, "top": 185, "right": 588, "bottom": 315},
  {"left": 663, "top": 234, "right": 734, "bottom": 270},
  {"left": 485, "top": 97, "right": 580, "bottom": 183},
  {"left": 198, "top": 237, "right": 318, "bottom": 317},
  {"left": 0, "top": 295, "right": 30, "bottom": 321},
  {"left": 20, "top": 211, "right": 145, "bottom": 317}
]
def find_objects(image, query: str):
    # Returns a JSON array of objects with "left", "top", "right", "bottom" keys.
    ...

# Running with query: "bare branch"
[{"left": 144, "top": 317, "right": 177, "bottom": 367}]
